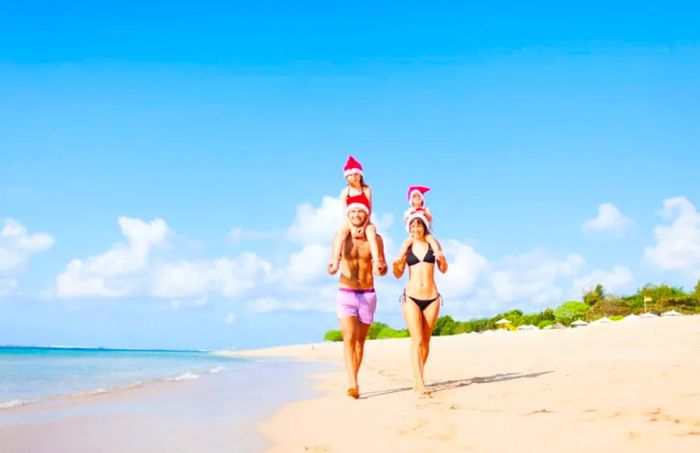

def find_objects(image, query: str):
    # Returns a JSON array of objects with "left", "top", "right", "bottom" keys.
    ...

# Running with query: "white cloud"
[
  {"left": 582, "top": 203, "right": 633, "bottom": 234},
  {"left": 287, "top": 196, "right": 344, "bottom": 245},
  {"left": 224, "top": 312, "right": 236, "bottom": 324},
  {"left": 435, "top": 240, "right": 488, "bottom": 297},
  {"left": 491, "top": 250, "right": 585, "bottom": 305},
  {"left": 0, "top": 218, "right": 54, "bottom": 297},
  {"left": 280, "top": 244, "right": 330, "bottom": 285},
  {"left": 644, "top": 197, "right": 700, "bottom": 274},
  {"left": 54, "top": 216, "right": 278, "bottom": 301},
  {"left": 286, "top": 195, "right": 394, "bottom": 246},
  {"left": 572, "top": 266, "right": 634, "bottom": 296},
  {"left": 458, "top": 249, "right": 586, "bottom": 313},
  {"left": 152, "top": 254, "right": 272, "bottom": 299},
  {"left": 56, "top": 217, "right": 168, "bottom": 298},
  {"left": 0, "top": 218, "right": 54, "bottom": 271}
]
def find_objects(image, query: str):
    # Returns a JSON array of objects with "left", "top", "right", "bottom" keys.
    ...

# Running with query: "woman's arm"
[
  {"left": 392, "top": 255, "right": 407, "bottom": 279},
  {"left": 436, "top": 254, "right": 448, "bottom": 274}
]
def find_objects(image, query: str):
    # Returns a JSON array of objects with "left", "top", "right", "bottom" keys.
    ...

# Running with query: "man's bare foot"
[{"left": 346, "top": 387, "right": 360, "bottom": 399}]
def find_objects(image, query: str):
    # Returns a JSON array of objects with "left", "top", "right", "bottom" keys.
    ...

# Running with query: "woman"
[{"left": 392, "top": 214, "right": 448, "bottom": 394}]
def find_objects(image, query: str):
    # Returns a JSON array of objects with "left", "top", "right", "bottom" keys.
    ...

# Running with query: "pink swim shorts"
[{"left": 336, "top": 288, "right": 377, "bottom": 325}]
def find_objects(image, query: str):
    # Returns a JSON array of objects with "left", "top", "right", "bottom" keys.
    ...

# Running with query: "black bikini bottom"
[{"left": 407, "top": 295, "right": 440, "bottom": 311}]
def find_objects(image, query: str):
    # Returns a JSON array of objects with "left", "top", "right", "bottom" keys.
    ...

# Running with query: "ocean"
[
  {"left": 0, "top": 346, "right": 244, "bottom": 408},
  {"left": 0, "top": 346, "right": 327, "bottom": 451}
]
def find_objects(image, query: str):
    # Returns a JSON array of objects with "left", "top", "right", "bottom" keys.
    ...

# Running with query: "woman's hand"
[
  {"left": 392, "top": 256, "right": 406, "bottom": 279},
  {"left": 436, "top": 254, "right": 448, "bottom": 274}
]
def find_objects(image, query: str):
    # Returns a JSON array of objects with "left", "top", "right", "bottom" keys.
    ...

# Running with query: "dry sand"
[{"left": 228, "top": 315, "right": 700, "bottom": 452}]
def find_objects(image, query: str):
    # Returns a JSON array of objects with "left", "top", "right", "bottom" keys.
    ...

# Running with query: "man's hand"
[
  {"left": 373, "top": 259, "right": 387, "bottom": 276},
  {"left": 328, "top": 259, "right": 340, "bottom": 275}
]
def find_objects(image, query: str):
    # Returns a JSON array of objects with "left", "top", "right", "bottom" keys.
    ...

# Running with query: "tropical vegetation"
[{"left": 322, "top": 281, "right": 700, "bottom": 341}]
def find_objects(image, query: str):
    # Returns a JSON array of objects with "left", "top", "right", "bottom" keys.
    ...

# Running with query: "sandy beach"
[{"left": 230, "top": 315, "right": 700, "bottom": 452}]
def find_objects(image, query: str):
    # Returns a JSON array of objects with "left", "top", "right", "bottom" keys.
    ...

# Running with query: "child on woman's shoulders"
[{"left": 397, "top": 185, "right": 444, "bottom": 261}]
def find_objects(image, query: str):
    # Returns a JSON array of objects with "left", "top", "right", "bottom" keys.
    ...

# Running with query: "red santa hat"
[
  {"left": 407, "top": 185, "right": 430, "bottom": 204},
  {"left": 405, "top": 210, "right": 431, "bottom": 233},
  {"left": 345, "top": 193, "right": 371, "bottom": 214},
  {"left": 343, "top": 155, "right": 364, "bottom": 177}
]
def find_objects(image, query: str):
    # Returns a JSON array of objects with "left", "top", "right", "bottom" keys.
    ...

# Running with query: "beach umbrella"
[
  {"left": 552, "top": 322, "right": 566, "bottom": 329},
  {"left": 571, "top": 320, "right": 588, "bottom": 327},
  {"left": 591, "top": 317, "right": 612, "bottom": 325},
  {"left": 495, "top": 318, "right": 511, "bottom": 329},
  {"left": 639, "top": 312, "right": 659, "bottom": 319},
  {"left": 661, "top": 310, "right": 682, "bottom": 317}
]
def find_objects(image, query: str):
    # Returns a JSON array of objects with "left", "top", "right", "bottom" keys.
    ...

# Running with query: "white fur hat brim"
[{"left": 405, "top": 212, "right": 430, "bottom": 233}]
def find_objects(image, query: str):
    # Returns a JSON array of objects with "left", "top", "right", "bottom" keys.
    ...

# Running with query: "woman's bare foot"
[
  {"left": 346, "top": 387, "right": 360, "bottom": 399},
  {"left": 413, "top": 383, "right": 431, "bottom": 396}
]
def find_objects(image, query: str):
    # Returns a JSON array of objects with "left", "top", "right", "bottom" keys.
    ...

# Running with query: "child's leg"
[
  {"left": 425, "top": 234, "right": 444, "bottom": 258},
  {"left": 364, "top": 223, "right": 383, "bottom": 274},
  {"left": 396, "top": 236, "right": 414, "bottom": 262},
  {"left": 329, "top": 223, "right": 351, "bottom": 273}
]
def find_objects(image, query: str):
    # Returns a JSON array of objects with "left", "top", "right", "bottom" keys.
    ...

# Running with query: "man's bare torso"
[{"left": 339, "top": 235, "right": 381, "bottom": 290}]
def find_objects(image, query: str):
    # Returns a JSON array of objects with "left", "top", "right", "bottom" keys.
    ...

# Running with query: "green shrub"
[
  {"left": 323, "top": 330, "right": 343, "bottom": 342},
  {"left": 554, "top": 301, "right": 589, "bottom": 324},
  {"left": 376, "top": 327, "right": 409, "bottom": 339},
  {"left": 609, "top": 315, "right": 625, "bottom": 321},
  {"left": 537, "top": 320, "right": 553, "bottom": 329},
  {"left": 368, "top": 322, "right": 389, "bottom": 339},
  {"left": 433, "top": 315, "right": 457, "bottom": 336}
]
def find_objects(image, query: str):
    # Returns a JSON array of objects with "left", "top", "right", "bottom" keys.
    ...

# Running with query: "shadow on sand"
[{"left": 361, "top": 370, "right": 554, "bottom": 399}]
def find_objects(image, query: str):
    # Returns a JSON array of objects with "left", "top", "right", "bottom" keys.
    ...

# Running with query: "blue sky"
[{"left": 2, "top": 1, "right": 699, "bottom": 349}]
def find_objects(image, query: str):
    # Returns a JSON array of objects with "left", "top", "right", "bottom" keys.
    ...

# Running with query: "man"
[{"left": 328, "top": 193, "right": 387, "bottom": 399}]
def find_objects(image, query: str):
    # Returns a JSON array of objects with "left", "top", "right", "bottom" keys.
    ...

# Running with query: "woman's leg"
[
  {"left": 402, "top": 298, "right": 428, "bottom": 393},
  {"left": 419, "top": 298, "right": 441, "bottom": 380}
]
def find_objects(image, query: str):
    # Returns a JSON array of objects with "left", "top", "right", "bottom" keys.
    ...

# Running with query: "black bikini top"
[{"left": 407, "top": 244, "right": 436, "bottom": 266}]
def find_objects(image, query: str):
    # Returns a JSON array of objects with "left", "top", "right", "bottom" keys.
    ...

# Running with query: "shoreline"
[
  {"left": 0, "top": 356, "right": 324, "bottom": 453},
  {"left": 238, "top": 315, "right": 700, "bottom": 452}
]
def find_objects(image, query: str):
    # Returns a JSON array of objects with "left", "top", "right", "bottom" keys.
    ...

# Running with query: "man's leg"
[
  {"left": 339, "top": 316, "right": 361, "bottom": 398},
  {"left": 355, "top": 322, "right": 371, "bottom": 374}
]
